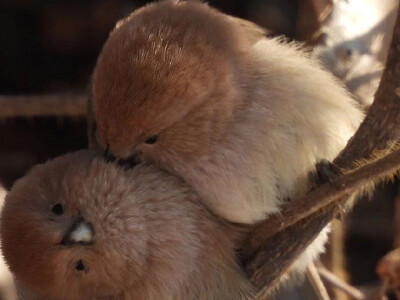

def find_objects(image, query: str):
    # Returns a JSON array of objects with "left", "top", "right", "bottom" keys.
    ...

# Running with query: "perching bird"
[
  {"left": 90, "top": 0, "right": 364, "bottom": 225},
  {"left": 1, "top": 150, "right": 254, "bottom": 300}
]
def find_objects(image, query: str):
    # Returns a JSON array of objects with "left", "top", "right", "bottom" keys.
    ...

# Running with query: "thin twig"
[
  {"left": 0, "top": 95, "right": 87, "bottom": 118},
  {"left": 307, "top": 263, "right": 331, "bottom": 300},
  {"left": 317, "top": 266, "right": 365, "bottom": 300}
]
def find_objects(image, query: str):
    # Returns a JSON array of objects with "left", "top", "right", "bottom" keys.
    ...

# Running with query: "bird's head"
[
  {"left": 1, "top": 150, "right": 221, "bottom": 298},
  {"left": 1, "top": 151, "right": 150, "bottom": 298},
  {"left": 91, "top": 1, "right": 252, "bottom": 168}
]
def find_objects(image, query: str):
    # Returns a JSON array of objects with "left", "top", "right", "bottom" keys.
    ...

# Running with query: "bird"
[
  {"left": 1, "top": 150, "right": 254, "bottom": 300},
  {"left": 88, "top": 0, "right": 364, "bottom": 277},
  {"left": 90, "top": 0, "right": 364, "bottom": 224}
]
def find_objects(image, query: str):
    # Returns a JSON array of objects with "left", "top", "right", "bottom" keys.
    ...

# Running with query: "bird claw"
[{"left": 309, "top": 159, "right": 342, "bottom": 190}]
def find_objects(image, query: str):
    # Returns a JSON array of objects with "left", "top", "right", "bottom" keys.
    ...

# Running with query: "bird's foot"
[{"left": 309, "top": 159, "right": 342, "bottom": 190}]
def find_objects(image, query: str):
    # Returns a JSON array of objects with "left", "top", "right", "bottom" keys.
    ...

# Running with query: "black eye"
[
  {"left": 75, "top": 260, "right": 88, "bottom": 272},
  {"left": 51, "top": 203, "right": 64, "bottom": 215},
  {"left": 145, "top": 135, "right": 158, "bottom": 144}
]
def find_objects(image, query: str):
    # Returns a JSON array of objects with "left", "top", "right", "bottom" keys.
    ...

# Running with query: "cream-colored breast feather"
[{"left": 183, "top": 37, "right": 364, "bottom": 224}]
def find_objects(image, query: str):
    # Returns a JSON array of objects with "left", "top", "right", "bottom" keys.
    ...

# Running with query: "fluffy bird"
[
  {"left": 1, "top": 151, "right": 254, "bottom": 299},
  {"left": 90, "top": 0, "right": 364, "bottom": 225}
]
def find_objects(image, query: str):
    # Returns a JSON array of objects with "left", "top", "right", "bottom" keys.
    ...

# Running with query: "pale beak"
[{"left": 61, "top": 218, "right": 94, "bottom": 245}]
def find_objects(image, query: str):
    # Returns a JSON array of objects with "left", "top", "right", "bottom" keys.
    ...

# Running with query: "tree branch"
[
  {"left": 243, "top": 146, "right": 400, "bottom": 259},
  {"left": 242, "top": 5, "right": 400, "bottom": 297},
  {"left": 0, "top": 95, "right": 86, "bottom": 118}
]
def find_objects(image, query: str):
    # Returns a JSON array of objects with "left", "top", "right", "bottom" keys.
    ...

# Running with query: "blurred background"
[{"left": 0, "top": 0, "right": 399, "bottom": 299}]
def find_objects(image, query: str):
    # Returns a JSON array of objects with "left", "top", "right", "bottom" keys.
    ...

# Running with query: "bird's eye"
[
  {"left": 75, "top": 260, "right": 89, "bottom": 273},
  {"left": 51, "top": 203, "right": 64, "bottom": 215},
  {"left": 145, "top": 135, "right": 158, "bottom": 144}
]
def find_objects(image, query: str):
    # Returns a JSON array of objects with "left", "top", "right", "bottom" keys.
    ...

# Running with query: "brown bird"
[
  {"left": 89, "top": 0, "right": 364, "bottom": 275},
  {"left": 90, "top": 0, "right": 363, "bottom": 224},
  {"left": 1, "top": 151, "right": 254, "bottom": 299}
]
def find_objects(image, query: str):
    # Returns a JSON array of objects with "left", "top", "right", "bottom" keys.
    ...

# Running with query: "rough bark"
[{"left": 243, "top": 5, "right": 400, "bottom": 297}]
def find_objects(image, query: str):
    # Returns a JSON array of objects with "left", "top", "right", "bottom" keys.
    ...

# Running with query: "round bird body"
[
  {"left": 1, "top": 151, "right": 253, "bottom": 299},
  {"left": 91, "top": 1, "right": 364, "bottom": 223},
  {"left": 90, "top": 0, "right": 364, "bottom": 275}
]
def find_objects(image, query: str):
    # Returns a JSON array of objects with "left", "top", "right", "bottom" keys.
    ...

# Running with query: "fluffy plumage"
[
  {"left": 90, "top": 0, "right": 364, "bottom": 224},
  {"left": 1, "top": 151, "right": 253, "bottom": 299}
]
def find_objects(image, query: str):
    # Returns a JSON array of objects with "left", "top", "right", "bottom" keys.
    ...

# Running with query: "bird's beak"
[
  {"left": 117, "top": 154, "right": 140, "bottom": 170},
  {"left": 61, "top": 218, "right": 94, "bottom": 245},
  {"left": 103, "top": 147, "right": 140, "bottom": 170}
]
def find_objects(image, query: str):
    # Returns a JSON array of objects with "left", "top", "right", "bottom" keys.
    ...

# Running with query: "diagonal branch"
[
  {"left": 243, "top": 146, "right": 400, "bottom": 259},
  {"left": 243, "top": 4, "right": 400, "bottom": 297}
]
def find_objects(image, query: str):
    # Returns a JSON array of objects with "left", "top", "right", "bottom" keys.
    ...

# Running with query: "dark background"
[
  {"left": 0, "top": 0, "right": 298, "bottom": 94},
  {"left": 0, "top": 0, "right": 300, "bottom": 186}
]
